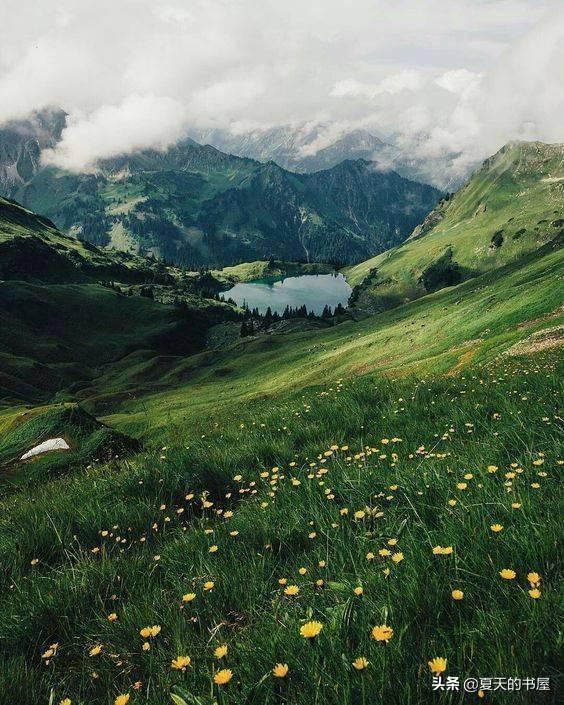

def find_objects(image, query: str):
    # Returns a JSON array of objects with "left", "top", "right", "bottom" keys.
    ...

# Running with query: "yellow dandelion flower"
[
  {"left": 142, "top": 642, "right": 150, "bottom": 651},
  {"left": 284, "top": 585, "right": 300, "bottom": 596},
  {"left": 114, "top": 696, "right": 130, "bottom": 705},
  {"left": 272, "top": 663, "right": 289, "bottom": 678},
  {"left": 182, "top": 593, "right": 196, "bottom": 603},
  {"left": 371, "top": 624, "right": 393, "bottom": 643},
  {"left": 89, "top": 645, "right": 102, "bottom": 657},
  {"left": 214, "top": 644, "right": 228, "bottom": 659},
  {"left": 60, "top": 700, "right": 72, "bottom": 705},
  {"left": 354, "top": 510, "right": 366, "bottom": 520},
  {"left": 209, "top": 545, "right": 219, "bottom": 553},
  {"left": 107, "top": 613, "right": 118, "bottom": 622},
  {"left": 528, "top": 588, "right": 541, "bottom": 599},
  {"left": 451, "top": 589, "right": 464, "bottom": 601},
  {"left": 300, "top": 621, "right": 323, "bottom": 639},
  {"left": 353, "top": 586, "right": 363, "bottom": 596},
  {"left": 214, "top": 668, "right": 233, "bottom": 685},
  {"left": 428, "top": 657, "right": 447, "bottom": 674},
  {"left": 366, "top": 551, "right": 375, "bottom": 561},
  {"left": 490, "top": 524, "right": 503, "bottom": 533},
  {"left": 171, "top": 655, "right": 191, "bottom": 670},
  {"left": 487, "top": 465, "right": 498, "bottom": 473},
  {"left": 527, "top": 572, "right": 541, "bottom": 587},
  {"left": 140, "top": 625, "right": 161, "bottom": 638},
  {"left": 352, "top": 656, "right": 369, "bottom": 670},
  {"left": 203, "top": 581, "right": 215, "bottom": 590},
  {"left": 379, "top": 548, "right": 391, "bottom": 557},
  {"left": 499, "top": 569, "right": 516, "bottom": 580},
  {"left": 298, "top": 567, "right": 307, "bottom": 575},
  {"left": 391, "top": 552, "right": 404, "bottom": 563}
]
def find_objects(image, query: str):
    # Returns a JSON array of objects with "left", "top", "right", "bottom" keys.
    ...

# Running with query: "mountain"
[
  {"left": 188, "top": 123, "right": 473, "bottom": 189},
  {"left": 1, "top": 128, "right": 440, "bottom": 267},
  {"left": 188, "top": 123, "right": 397, "bottom": 173},
  {"left": 345, "top": 141, "right": 564, "bottom": 312},
  {"left": 0, "top": 108, "right": 65, "bottom": 195}
]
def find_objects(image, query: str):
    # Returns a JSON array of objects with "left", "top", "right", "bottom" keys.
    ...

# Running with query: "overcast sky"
[{"left": 0, "top": 0, "right": 562, "bottom": 172}]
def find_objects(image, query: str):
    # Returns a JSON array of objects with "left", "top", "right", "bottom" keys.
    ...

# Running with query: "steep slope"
[
  {"left": 1, "top": 212, "right": 561, "bottom": 705},
  {"left": 0, "top": 198, "right": 237, "bottom": 406},
  {"left": 346, "top": 141, "right": 564, "bottom": 312},
  {"left": 0, "top": 119, "right": 440, "bottom": 267},
  {"left": 0, "top": 108, "right": 65, "bottom": 195},
  {"left": 0, "top": 196, "right": 170, "bottom": 283}
]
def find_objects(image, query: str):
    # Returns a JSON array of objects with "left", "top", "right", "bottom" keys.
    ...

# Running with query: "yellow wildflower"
[
  {"left": 428, "top": 657, "right": 447, "bottom": 674},
  {"left": 352, "top": 656, "right": 369, "bottom": 670},
  {"left": 300, "top": 621, "right": 323, "bottom": 639},
  {"left": 214, "top": 669, "right": 233, "bottom": 685},
  {"left": 171, "top": 655, "right": 191, "bottom": 671},
  {"left": 371, "top": 624, "right": 393, "bottom": 642},
  {"left": 272, "top": 663, "right": 289, "bottom": 677},
  {"left": 214, "top": 644, "right": 228, "bottom": 659}
]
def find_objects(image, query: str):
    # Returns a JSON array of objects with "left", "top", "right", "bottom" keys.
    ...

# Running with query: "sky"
[{"left": 0, "top": 0, "right": 562, "bottom": 173}]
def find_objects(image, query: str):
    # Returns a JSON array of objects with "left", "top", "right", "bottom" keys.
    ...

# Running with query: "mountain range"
[
  {"left": 187, "top": 122, "right": 469, "bottom": 189},
  {"left": 0, "top": 110, "right": 440, "bottom": 267}
]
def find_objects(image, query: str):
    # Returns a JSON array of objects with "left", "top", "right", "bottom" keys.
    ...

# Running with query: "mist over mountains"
[{"left": 0, "top": 110, "right": 441, "bottom": 267}]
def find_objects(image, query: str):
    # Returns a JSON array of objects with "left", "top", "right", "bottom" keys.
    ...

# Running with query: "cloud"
[
  {"left": 331, "top": 70, "right": 424, "bottom": 99},
  {"left": 42, "top": 95, "right": 188, "bottom": 171},
  {"left": 0, "top": 0, "right": 560, "bottom": 173}
]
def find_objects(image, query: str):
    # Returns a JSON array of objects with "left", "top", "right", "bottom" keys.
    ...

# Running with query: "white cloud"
[
  {"left": 42, "top": 95, "right": 188, "bottom": 171},
  {"left": 0, "top": 0, "right": 560, "bottom": 173},
  {"left": 434, "top": 69, "right": 483, "bottom": 96},
  {"left": 331, "top": 70, "right": 424, "bottom": 99}
]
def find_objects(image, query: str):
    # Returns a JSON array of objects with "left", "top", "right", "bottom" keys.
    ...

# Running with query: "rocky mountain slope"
[{"left": 188, "top": 123, "right": 396, "bottom": 173}]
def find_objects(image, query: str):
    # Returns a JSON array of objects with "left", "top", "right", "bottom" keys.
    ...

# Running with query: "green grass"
[
  {"left": 0, "top": 350, "right": 561, "bottom": 704},
  {"left": 0, "top": 282, "right": 214, "bottom": 406}
]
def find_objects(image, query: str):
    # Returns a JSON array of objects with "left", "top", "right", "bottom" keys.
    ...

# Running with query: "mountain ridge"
[{"left": 0, "top": 115, "right": 440, "bottom": 267}]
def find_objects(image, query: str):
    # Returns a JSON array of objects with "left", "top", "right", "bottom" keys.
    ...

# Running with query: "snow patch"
[{"left": 21, "top": 438, "right": 70, "bottom": 460}]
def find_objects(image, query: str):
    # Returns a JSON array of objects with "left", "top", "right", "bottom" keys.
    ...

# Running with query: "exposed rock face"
[{"left": 0, "top": 108, "right": 66, "bottom": 196}]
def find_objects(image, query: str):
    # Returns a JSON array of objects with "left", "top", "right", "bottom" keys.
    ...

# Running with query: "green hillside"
[
  {"left": 0, "top": 246, "right": 561, "bottom": 704},
  {"left": 0, "top": 198, "right": 239, "bottom": 406},
  {"left": 0, "top": 149, "right": 562, "bottom": 705},
  {"left": 1, "top": 124, "right": 440, "bottom": 266},
  {"left": 346, "top": 142, "right": 563, "bottom": 311}
]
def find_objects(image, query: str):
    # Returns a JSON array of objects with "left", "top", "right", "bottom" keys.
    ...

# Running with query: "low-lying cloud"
[{"left": 0, "top": 0, "right": 561, "bottom": 173}]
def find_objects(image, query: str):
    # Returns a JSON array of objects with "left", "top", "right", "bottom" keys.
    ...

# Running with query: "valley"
[{"left": 0, "top": 139, "right": 562, "bottom": 705}]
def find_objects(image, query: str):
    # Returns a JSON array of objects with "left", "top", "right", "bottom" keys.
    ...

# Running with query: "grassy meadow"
[
  {"left": 0, "top": 245, "right": 562, "bottom": 704},
  {"left": 0, "top": 350, "right": 561, "bottom": 704}
]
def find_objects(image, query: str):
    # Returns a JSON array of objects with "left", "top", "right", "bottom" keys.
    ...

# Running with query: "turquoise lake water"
[{"left": 220, "top": 273, "right": 352, "bottom": 315}]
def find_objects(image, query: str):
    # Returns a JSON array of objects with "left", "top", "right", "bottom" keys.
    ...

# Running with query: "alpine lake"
[{"left": 220, "top": 273, "right": 352, "bottom": 316}]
